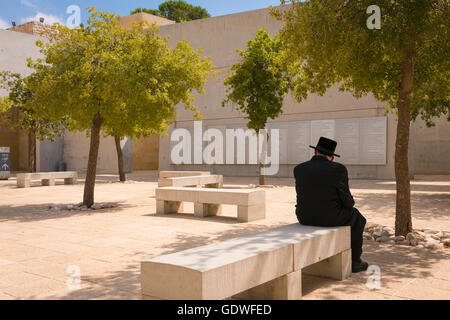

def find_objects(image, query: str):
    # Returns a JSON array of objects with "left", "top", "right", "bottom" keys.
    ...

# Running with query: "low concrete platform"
[
  {"left": 16, "top": 172, "right": 78, "bottom": 188},
  {"left": 156, "top": 187, "right": 266, "bottom": 222},
  {"left": 141, "top": 224, "right": 351, "bottom": 300},
  {"left": 159, "top": 171, "right": 211, "bottom": 179},
  {"left": 158, "top": 175, "right": 223, "bottom": 188}
]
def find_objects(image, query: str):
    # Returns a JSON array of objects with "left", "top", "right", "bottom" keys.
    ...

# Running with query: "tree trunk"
[
  {"left": 394, "top": 44, "right": 415, "bottom": 237},
  {"left": 28, "top": 132, "right": 36, "bottom": 173},
  {"left": 258, "top": 126, "right": 267, "bottom": 186},
  {"left": 114, "top": 136, "right": 126, "bottom": 182},
  {"left": 83, "top": 113, "right": 104, "bottom": 208}
]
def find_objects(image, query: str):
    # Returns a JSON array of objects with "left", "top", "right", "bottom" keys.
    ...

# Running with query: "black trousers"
[
  {"left": 298, "top": 208, "right": 367, "bottom": 262},
  {"left": 337, "top": 208, "right": 367, "bottom": 262}
]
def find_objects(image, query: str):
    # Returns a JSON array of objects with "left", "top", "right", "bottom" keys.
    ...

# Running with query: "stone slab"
[
  {"left": 141, "top": 224, "right": 350, "bottom": 300},
  {"left": 158, "top": 175, "right": 223, "bottom": 188},
  {"left": 159, "top": 171, "right": 211, "bottom": 179}
]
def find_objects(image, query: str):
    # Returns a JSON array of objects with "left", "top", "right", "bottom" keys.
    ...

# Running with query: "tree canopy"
[
  {"left": 131, "top": 0, "right": 211, "bottom": 23},
  {"left": 273, "top": 0, "right": 449, "bottom": 235},
  {"left": 223, "top": 29, "right": 292, "bottom": 133},
  {"left": 223, "top": 28, "right": 292, "bottom": 185},
  {"left": 26, "top": 8, "right": 214, "bottom": 206},
  {"left": 0, "top": 71, "right": 64, "bottom": 172}
]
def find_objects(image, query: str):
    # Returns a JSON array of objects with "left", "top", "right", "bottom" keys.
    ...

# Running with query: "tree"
[
  {"left": 131, "top": 8, "right": 161, "bottom": 16},
  {"left": 0, "top": 72, "right": 64, "bottom": 172},
  {"left": 222, "top": 29, "right": 292, "bottom": 185},
  {"left": 131, "top": 0, "right": 211, "bottom": 23},
  {"left": 27, "top": 8, "right": 214, "bottom": 207},
  {"left": 272, "top": 0, "right": 449, "bottom": 236}
]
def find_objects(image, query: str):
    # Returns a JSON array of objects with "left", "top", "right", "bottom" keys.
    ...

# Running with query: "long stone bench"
[
  {"left": 16, "top": 172, "right": 78, "bottom": 188},
  {"left": 141, "top": 224, "right": 351, "bottom": 300},
  {"left": 156, "top": 187, "right": 265, "bottom": 222},
  {"left": 158, "top": 175, "right": 223, "bottom": 188},
  {"left": 159, "top": 171, "right": 211, "bottom": 179}
]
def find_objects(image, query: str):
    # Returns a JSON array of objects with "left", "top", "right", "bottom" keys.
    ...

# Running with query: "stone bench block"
[
  {"left": 155, "top": 187, "right": 266, "bottom": 222},
  {"left": 159, "top": 171, "right": 211, "bottom": 179},
  {"left": 158, "top": 175, "right": 223, "bottom": 188},
  {"left": 141, "top": 224, "right": 351, "bottom": 300},
  {"left": 16, "top": 172, "right": 78, "bottom": 188}
]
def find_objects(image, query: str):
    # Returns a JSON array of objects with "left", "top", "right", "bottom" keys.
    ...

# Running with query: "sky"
[{"left": 0, "top": 0, "right": 284, "bottom": 29}]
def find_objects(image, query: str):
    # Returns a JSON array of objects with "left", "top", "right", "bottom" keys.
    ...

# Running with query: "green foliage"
[
  {"left": 130, "top": 8, "right": 161, "bottom": 16},
  {"left": 0, "top": 71, "right": 63, "bottom": 141},
  {"left": 131, "top": 0, "right": 211, "bottom": 23},
  {"left": 26, "top": 7, "right": 215, "bottom": 139},
  {"left": 222, "top": 29, "right": 292, "bottom": 132},
  {"left": 273, "top": 0, "right": 449, "bottom": 126}
]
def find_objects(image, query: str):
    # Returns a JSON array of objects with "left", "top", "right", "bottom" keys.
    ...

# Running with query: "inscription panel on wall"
[{"left": 170, "top": 116, "right": 387, "bottom": 166}]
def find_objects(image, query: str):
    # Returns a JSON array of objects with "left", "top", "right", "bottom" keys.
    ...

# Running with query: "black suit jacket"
[{"left": 294, "top": 156, "right": 355, "bottom": 227}]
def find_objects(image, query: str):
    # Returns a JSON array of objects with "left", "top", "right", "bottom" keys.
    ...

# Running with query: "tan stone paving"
[{"left": 0, "top": 171, "right": 449, "bottom": 300}]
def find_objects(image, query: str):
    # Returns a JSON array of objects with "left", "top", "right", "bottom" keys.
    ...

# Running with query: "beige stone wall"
[
  {"left": 0, "top": 30, "right": 43, "bottom": 172},
  {"left": 413, "top": 117, "right": 450, "bottom": 174},
  {"left": 156, "top": 8, "right": 405, "bottom": 179},
  {"left": 7, "top": 21, "right": 51, "bottom": 36},
  {"left": 133, "top": 134, "right": 160, "bottom": 170}
]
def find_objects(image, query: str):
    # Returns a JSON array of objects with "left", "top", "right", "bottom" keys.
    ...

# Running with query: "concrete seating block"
[
  {"left": 156, "top": 200, "right": 184, "bottom": 215},
  {"left": 233, "top": 269, "right": 302, "bottom": 300},
  {"left": 237, "top": 203, "right": 266, "bottom": 223},
  {"left": 141, "top": 224, "right": 351, "bottom": 300},
  {"left": 158, "top": 175, "right": 223, "bottom": 188},
  {"left": 155, "top": 187, "right": 266, "bottom": 222},
  {"left": 159, "top": 171, "right": 211, "bottom": 179},
  {"left": 16, "top": 172, "right": 78, "bottom": 188},
  {"left": 194, "top": 202, "right": 223, "bottom": 217},
  {"left": 302, "top": 249, "right": 352, "bottom": 281}
]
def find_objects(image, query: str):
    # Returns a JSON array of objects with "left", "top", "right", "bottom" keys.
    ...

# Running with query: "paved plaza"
[{"left": 0, "top": 172, "right": 449, "bottom": 300}]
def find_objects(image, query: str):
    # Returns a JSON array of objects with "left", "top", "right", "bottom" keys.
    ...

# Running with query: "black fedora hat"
[{"left": 310, "top": 137, "right": 341, "bottom": 158}]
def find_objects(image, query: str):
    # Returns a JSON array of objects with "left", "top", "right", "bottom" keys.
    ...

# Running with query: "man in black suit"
[{"left": 294, "top": 137, "right": 369, "bottom": 273}]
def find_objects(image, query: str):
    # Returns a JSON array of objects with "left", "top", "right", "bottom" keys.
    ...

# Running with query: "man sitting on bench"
[{"left": 294, "top": 137, "right": 369, "bottom": 273}]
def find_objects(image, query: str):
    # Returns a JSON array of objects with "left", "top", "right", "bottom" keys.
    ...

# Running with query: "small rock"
[
  {"left": 383, "top": 227, "right": 395, "bottom": 235},
  {"left": 377, "top": 236, "right": 390, "bottom": 243},
  {"left": 365, "top": 224, "right": 383, "bottom": 232},
  {"left": 406, "top": 232, "right": 425, "bottom": 242},
  {"left": 409, "top": 239, "right": 420, "bottom": 246},
  {"left": 424, "top": 230, "right": 439, "bottom": 235},
  {"left": 92, "top": 204, "right": 102, "bottom": 210},
  {"left": 430, "top": 234, "right": 441, "bottom": 241},
  {"left": 248, "top": 184, "right": 256, "bottom": 189},
  {"left": 443, "top": 240, "right": 450, "bottom": 248},
  {"left": 66, "top": 205, "right": 74, "bottom": 210},
  {"left": 417, "top": 245, "right": 424, "bottom": 249},
  {"left": 435, "top": 231, "right": 444, "bottom": 238},
  {"left": 394, "top": 236, "right": 406, "bottom": 242},
  {"left": 397, "top": 240, "right": 410, "bottom": 246}
]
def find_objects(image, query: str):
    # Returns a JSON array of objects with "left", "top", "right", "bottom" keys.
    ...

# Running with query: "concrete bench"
[
  {"left": 158, "top": 175, "right": 223, "bottom": 188},
  {"left": 156, "top": 187, "right": 265, "bottom": 222},
  {"left": 16, "top": 172, "right": 78, "bottom": 188},
  {"left": 159, "top": 171, "right": 211, "bottom": 179},
  {"left": 141, "top": 224, "right": 351, "bottom": 300}
]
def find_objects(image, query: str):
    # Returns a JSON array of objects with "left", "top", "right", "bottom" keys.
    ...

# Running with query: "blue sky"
[{"left": 0, "top": 0, "right": 283, "bottom": 29}]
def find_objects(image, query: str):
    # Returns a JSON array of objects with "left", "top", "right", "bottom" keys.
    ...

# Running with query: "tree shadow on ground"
[
  {"left": 0, "top": 202, "right": 131, "bottom": 223},
  {"left": 355, "top": 193, "right": 450, "bottom": 225},
  {"left": 302, "top": 241, "right": 450, "bottom": 299},
  {"left": 22, "top": 225, "right": 449, "bottom": 300}
]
